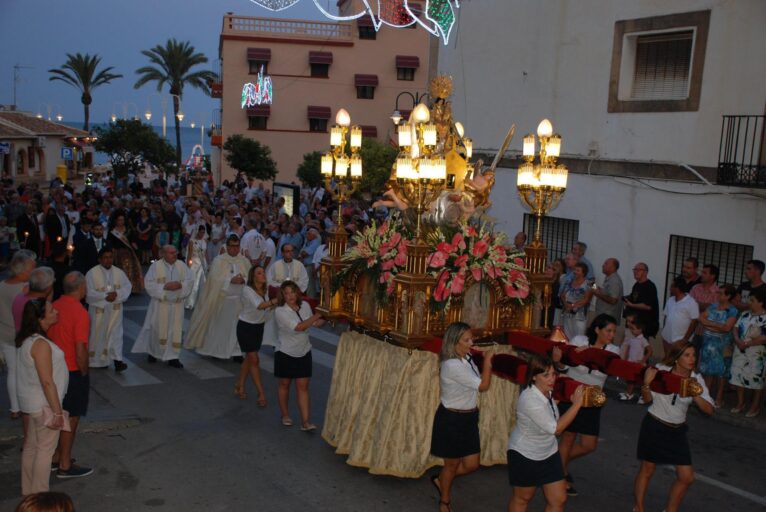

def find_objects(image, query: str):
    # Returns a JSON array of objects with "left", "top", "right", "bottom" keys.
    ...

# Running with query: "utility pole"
[{"left": 13, "top": 64, "right": 33, "bottom": 109}]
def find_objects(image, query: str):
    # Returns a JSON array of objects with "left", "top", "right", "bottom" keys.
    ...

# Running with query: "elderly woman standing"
[
  {"left": 16, "top": 299, "right": 69, "bottom": 495},
  {"left": 430, "top": 322, "right": 493, "bottom": 512},
  {"left": 633, "top": 343, "right": 714, "bottom": 512},
  {"left": 560, "top": 262, "right": 594, "bottom": 340},
  {"left": 507, "top": 354, "right": 584, "bottom": 512},
  {"left": 730, "top": 286, "right": 766, "bottom": 417},
  {"left": 697, "top": 284, "right": 738, "bottom": 407},
  {"left": 274, "top": 280, "right": 324, "bottom": 431},
  {"left": 0, "top": 250, "right": 37, "bottom": 419}
]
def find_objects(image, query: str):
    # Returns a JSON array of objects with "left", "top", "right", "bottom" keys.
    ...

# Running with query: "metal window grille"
[
  {"left": 523, "top": 214, "right": 579, "bottom": 263},
  {"left": 665, "top": 235, "right": 753, "bottom": 290},
  {"left": 717, "top": 115, "right": 766, "bottom": 188},
  {"left": 631, "top": 31, "right": 693, "bottom": 100}
]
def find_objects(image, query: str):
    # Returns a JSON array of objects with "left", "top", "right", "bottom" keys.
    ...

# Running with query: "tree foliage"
[
  {"left": 296, "top": 151, "right": 324, "bottom": 188},
  {"left": 94, "top": 120, "right": 176, "bottom": 178},
  {"left": 223, "top": 134, "right": 278, "bottom": 181},
  {"left": 358, "top": 137, "right": 397, "bottom": 197},
  {"left": 48, "top": 53, "right": 122, "bottom": 131},
  {"left": 134, "top": 39, "right": 216, "bottom": 167}
]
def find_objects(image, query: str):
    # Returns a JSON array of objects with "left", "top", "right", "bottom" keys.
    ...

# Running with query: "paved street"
[{"left": 1, "top": 292, "right": 765, "bottom": 511}]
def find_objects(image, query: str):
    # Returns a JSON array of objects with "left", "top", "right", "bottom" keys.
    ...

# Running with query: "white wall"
[
  {"left": 438, "top": 0, "right": 766, "bottom": 168},
  {"left": 487, "top": 167, "right": 766, "bottom": 295}
]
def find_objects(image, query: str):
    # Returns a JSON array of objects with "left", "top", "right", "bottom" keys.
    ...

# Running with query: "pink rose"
[
  {"left": 386, "top": 281, "right": 396, "bottom": 295},
  {"left": 454, "top": 254, "right": 468, "bottom": 268},
  {"left": 472, "top": 240, "right": 489, "bottom": 258},
  {"left": 451, "top": 233, "right": 466, "bottom": 251},
  {"left": 465, "top": 225, "right": 478, "bottom": 237},
  {"left": 381, "top": 259, "right": 395, "bottom": 271},
  {"left": 394, "top": 250, "right": 407, "bottom": 267},
  {"left": 514, "top": 257, "right": 525, "bottom": 267},
  {"left": 505, "top": 281, "right": 530, "bottom": 299},
  {"left": 437, "top": 241, "right": 454, "bottom": 254},
  {"left": 428, "top": 251, "right": 448, "bottom": 269},
  {"left": 380, "top": 270, "right": 392, "bottom": 284},
  {"left": 471, "top": 266, "right": 483, "bottom": 282},
  {"left": 390, "top": 232, "right": 402, "bottom": 247},
  {"left": 434, "top": 271, "right": 451, "bottom": 302},
  {"left": 451, "top": 271, "right": 465, "bottom": 294},
  {"left": 484, "top": 263, "right": 499, "bottom": 279}
]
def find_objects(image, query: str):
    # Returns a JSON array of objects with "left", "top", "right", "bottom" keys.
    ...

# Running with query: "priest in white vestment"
[
  {"left": 185, "top": 235, "right": 251, "bottom": 359},
  {"left": 86, "top": 247, "right": 132, "bottom": 371},
  {"left": 132, "top": 245, "right": 193, "bottom": 368},
  {"left": 265, "top": 243, "right": 309, "bottom": 294}
]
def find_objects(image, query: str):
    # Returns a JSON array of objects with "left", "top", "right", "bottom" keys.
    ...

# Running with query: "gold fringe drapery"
[{"left": 321, "top": 331, "right": 519, "bottom": 478}]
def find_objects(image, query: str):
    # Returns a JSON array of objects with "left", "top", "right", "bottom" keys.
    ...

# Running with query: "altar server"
[
  {"left": 132, "top": 245, "right": 193, "bottom": 368},
  {"left": 85, "top": 248, "right": 131, "bottom": 371},
  {"left": 430, "top": 322, "right": 493, "bottom": 512},
  {"left": 633, "top": 342, "right": 713, "bottom": 512},
  {"left": 266, "top": 244, "right": 309, "bottom": 294}
]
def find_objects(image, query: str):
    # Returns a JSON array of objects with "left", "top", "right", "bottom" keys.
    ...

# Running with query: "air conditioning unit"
[{"left": 36, "top": 137, "right": 46, "bottom": 148}]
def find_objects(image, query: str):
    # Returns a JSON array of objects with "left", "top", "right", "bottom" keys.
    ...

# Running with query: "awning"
[
  {"left": 247, "top": 105, "right": 271, "bottom": 117},
  {"left": 309, "top": 51, "right": 333, "bottom": 65},
  {"left": 357, "top": 15, "right": 374, "bottom": 28},
  {"left": 354, "top": 74, "right": 379, "bottom": 87},
  {"left": 247, "top": 48, "right": 271, "bottom": 62},
  {"left": 396, "top": 55, "right": 420, "bottom": 69},
  {"left": 361, "top": 125, "right": 378, "bottom": 138},
  {"left": 307, "top": 106, "right": 331, "bottom": 120}
]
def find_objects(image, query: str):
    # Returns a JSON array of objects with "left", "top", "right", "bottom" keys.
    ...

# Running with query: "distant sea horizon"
[{"left": 64, "top": 121, "right": 210, "bottom": 166}]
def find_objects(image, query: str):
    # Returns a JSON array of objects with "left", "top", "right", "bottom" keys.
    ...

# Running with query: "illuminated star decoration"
[{"left": 246, "top": 0, "right": 460, "bottom": 45}]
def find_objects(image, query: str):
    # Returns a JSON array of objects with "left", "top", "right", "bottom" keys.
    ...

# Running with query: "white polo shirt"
[
  {"left": 566, "top": 335, "right": 620, "bottom": 388},
  {"left": 648, "top": 364, "right": 713, "bottom": 424},
  {"left": 439, "top": 356, "right": 481, "bottom": 410},
  {"left": 661, "top": 294, "right": 699, "bottom": 343},
  {"left": 274, "top": 302, "right": 313, "bottom": 358},
  {"left": 508, "top": 386, "right": 559, "bottom": 460}
]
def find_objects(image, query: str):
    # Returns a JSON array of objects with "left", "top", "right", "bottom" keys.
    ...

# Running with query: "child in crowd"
[
  {"left": 154, "top": 222, "right": 170, "bottom": 259},
  {"left": 619, "top": 316, "right": 653, "bottom": 403}
]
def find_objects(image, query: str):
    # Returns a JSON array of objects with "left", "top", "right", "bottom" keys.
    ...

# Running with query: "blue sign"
[
  {"left": 0, "top": 142, "right": 10, "bottom": 154},
  {"left": 61, "top": 147, "right": 73, "bottom": 161}
]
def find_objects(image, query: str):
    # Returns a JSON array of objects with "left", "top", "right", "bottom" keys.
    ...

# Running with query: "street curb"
[{"left": 0, "top": 415, "right": 143, "bottom": 442}]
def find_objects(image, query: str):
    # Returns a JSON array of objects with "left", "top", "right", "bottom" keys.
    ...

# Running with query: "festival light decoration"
[
  {"left": 241, "top": 65, "right": 273, "bottom": 108},
  {"left": 246, "top": 0, "right": 460, "bottom": 45}
]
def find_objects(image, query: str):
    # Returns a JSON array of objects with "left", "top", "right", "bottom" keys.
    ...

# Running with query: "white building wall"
[
  {"left": 488, "top": 168, "right": 766, "bottom": 296},
  {"left": 438, "top": 0, "right": 766, "bottom": 168}
]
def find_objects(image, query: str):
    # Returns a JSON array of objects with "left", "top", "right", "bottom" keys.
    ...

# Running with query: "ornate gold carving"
[{"left": 583, "top": 386, "right": 607, "bottom": 408}]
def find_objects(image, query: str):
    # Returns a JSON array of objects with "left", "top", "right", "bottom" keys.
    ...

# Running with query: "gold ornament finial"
[
  {"left": 583, "top": 386, "right": 607, "bottom": 408},
  {"left": 430, "top": 75, "right": 454, "bottom": 100}
]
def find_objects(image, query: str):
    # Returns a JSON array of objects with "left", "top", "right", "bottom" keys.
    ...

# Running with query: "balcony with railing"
[
  {"left": 717, "top": 115, "right": 766, "bottom": 188},
  {"left": 222, "top": 14, "right": 353, "bottom": 42},
  {"left": 209, "top": 59, "right": 223, "bottom": 99}
]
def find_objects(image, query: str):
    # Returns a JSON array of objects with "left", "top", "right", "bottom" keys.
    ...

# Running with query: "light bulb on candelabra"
[
  {"left": 464, "top": 138, "right": 473, "bottom": 159},
  {"left": 523, "top": 134, "right": 536, "bottom": 158},
  {"left": 330, "top": 126, "right": 343, "bottom": 147},
  {"left": 350, "top": 155, "right": 363, "bottom": 178},
  {"left": 455, "top": 122, "right": 465, "bottom": 138},
  {"left": 537, "top": 119, "right": 553, "bottom": 138},
  {"left": 398, "top": 125, "right": 412, "bottom": 147},
  {"left": 321, "top": 153, "right": 334, "bottom": 176},
  {"left": 423, "top": 124, "right": 437, "bottom": 147},
  {"left": 350, "top": 126, "right": 362, "bottom": 149},
  {"left": 412, "top": 103, "right": 430, "bottom": 124},
  {"left": 335, "top": 108, "right": 351, "bottom": 127}
]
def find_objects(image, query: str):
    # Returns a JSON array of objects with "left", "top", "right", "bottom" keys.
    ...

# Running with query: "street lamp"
[
  {"left": 516, "top": 118, "right": 568, "bottom": 257},
  {"left": 390, "top": 91, "right": 431, "bottom": 126},
  {"left": 37, "top": 103, "right": 62, "bottom": 122}
]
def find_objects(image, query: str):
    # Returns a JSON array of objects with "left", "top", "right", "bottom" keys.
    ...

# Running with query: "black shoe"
[
  {"left": 566, "top": 484, "right": 578, "bottom": 497},
  {"left": 167, "top": 359, "right": 184, "bottom": 369},
  {"left": 147, "top": 355, "right": 157, "bottom": 363},
  {"left": 232, "top": 356, "right": 244, "bottom": 363},
  {"left": 114, "top": 360, "right": 128, "bottom": 372},
  {"left": 56, "top": 464, "right": 94, "bottom": 479}
]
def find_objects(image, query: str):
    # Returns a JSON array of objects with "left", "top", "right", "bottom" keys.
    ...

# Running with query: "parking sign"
[{"left": 61, "top": 147, "right": 73, "bottom": 160}]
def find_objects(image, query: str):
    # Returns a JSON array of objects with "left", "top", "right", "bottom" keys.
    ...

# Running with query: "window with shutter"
[
  {"left": 523, "top": 214, "right": 579, "bottom": 263},
  {"left": 631, "top": 31, "right": 693, "bottom": 101},
  {"left": 666, "top": 235, "right": 753, "bottom": 292}
]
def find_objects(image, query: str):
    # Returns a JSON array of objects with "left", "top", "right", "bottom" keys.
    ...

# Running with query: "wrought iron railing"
[{"left": 717, "top": 115, "right": 766, "bottom": 188}]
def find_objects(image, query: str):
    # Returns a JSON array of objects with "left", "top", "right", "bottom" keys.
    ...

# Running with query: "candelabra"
[{"left": 317, "top": 108, "right": 363, "bottom": 320}]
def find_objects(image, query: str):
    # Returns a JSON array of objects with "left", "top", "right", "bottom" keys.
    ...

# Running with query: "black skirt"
[
  {"left": 274, "top": 350, "right": 312, "bottom": 379},
  {"left": 236, "top": 320, "right": 264, "bottom": 353},
  {"left": 637, "top": 413, "right": 691, "bottom": 466},
  {"left": 430, "top": 404, "right": 481, "bottom": 459},
  {"left": 507, "top": 449, "right": 565, "bottom": 487},
  {"left": 558, "top": 401, "right": 603, "bottom": 436}
]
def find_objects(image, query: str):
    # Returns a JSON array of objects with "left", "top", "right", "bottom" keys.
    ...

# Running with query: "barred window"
[
  {"left": 665, "top": 235, "right": 754, "bottom": 289},
  {"left": 523, "top": 214, "right": 579, "bottom": 263}
]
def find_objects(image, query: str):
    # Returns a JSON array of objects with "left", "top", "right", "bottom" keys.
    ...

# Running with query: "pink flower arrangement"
[
  {"left": 427, "top": 222, "right": 530, "bottom": 311},
  {"left": 341, "top": 216, "right": 409, "bottom": 300}
]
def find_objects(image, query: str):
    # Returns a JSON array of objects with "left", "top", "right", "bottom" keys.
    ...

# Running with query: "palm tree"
[
  {"left": 48, "top": 53, "right": 123, "bottom": 131},
  {"left": 134, "top": 39, "right": 216, "bottom": 168}
]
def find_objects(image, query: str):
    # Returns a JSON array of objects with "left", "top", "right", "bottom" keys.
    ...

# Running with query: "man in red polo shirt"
[{"left": 47, "top": 271, "right": 93, "bottom": 479}]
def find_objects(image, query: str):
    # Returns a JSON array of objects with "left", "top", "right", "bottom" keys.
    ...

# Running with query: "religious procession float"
[{"left": 313, "top": 75, "right": 702, "bottom": 477}]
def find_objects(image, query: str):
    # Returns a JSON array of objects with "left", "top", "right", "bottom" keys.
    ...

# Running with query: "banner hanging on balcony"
[
  {"left": 241, "top": 65, "right": 273, "bottom": 108},
  {"left": 246, "top": 0, "right": 461, "bottom": 45}
]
